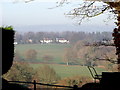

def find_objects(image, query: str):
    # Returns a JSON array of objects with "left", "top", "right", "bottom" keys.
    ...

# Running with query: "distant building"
[
  {"left": 56, "top": 38, "right": 69, "bottom": 44},
  {"left": 14, "top": 42, "right": 18, "bottom": 45},
  {"left": 40, "top": 38, "right": 53, "bottom": 43},
  {"left": 28, "top": 39, "right": 33, "bottom": 43},
  {"left": 102, "top": 39, "right": 114, "bottom": 45},
  {"left": 109, "top": 40, "right": 114, "bottom": 44}
]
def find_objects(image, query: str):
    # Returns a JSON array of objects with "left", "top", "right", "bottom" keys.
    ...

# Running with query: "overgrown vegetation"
[
  {"left": 25, "top": 49, "right": 38, "bottom": 61},
  {"left": 3, "top": 62, "right": 35, "bottom": 82},
  {"left": 36, "top": 65, "right": 61, "bottom": 84},
  {"left": 0, "top": 26, "right": 13, "bottom": 30}
]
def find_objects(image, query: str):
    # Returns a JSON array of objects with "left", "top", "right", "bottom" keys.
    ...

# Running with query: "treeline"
[
  {"left": 3, "top": 62, "right": 92, "bottom": 88},
  {"left": 3, "top": 62, "right": 60, "bottom": 88},
  {"left": 63, "top": 40, "right": 117, "bottom": 69},
  {"left": 15, "top": 31, "right": 112, "bottom": 44}
]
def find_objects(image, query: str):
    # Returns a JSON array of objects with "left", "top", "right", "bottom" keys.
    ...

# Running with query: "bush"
[
  {"left": 58, "top": 76, "right": 92, "bottom": 87},
  {"left": 42, "top": 55, "right": 54, "bottom": 62},
  {"left": 36, "top": 65, "right": 61, "bottom": 84},
  {"left": 25, "top": 49, "right": 37, "bottom": 60},
  {"left": 14, "top": 50, "right": 22, "bottom": 61},
  {"left": 3, "top": 61, "right": 36, "bottom": 82},
  {"left": 0, "top": 26, "right": 13, "bottom": 30}
]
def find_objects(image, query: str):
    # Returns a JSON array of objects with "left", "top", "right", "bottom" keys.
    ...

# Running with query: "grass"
[
  {"left": 29, "top": 63, "right": 105, "bottom": 79},
  {"left": 15, "top": 44, "right": 106, "bottom": 79},
  {"left": 15, "top": 44, "right": 71, "bottom": 63}
]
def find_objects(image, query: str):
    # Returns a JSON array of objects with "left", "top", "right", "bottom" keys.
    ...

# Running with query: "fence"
[{"left": 8, "top": 80, "right": 78, "bottom": 90}]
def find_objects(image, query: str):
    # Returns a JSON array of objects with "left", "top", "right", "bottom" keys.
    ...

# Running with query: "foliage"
[
  {"left": 3, "top": 62, "right": 36, "bottom": 82},
  {"left": 14, "top": 50, "right": 22, "bottom": 61},
  {"left": 63, "top": 48, "right": 78, "bottom": 65},
  {"left": 16, "top": 44, "right": 70, "bottom": 63},
  {"left": 62, "top": 40, "right": 117, "bottom": 68},
  {"left": 42, "top": 55, "right": 54, "bottom": 62},
  {"left": 73, "top": 41, "right": 117, "bottom": 66},
  {"left": 0, "top": 26, "right": 14, "bottom": 30},
  {"left": 25, "top": 49, "right": 38, "bottom": 60},
  {"left": 30, "top": 63, "right": 105, "bottom": 79},
  {"left": 58, "top": 76, "right": 92, "bottom": 87},
  {"left": 36, "top": 65, "right": 61, "bottom": 84}
]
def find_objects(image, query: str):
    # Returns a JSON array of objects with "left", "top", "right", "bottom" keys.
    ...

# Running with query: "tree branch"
[{"left": 96, "top": 58, "right": 118, "bottom": 64}]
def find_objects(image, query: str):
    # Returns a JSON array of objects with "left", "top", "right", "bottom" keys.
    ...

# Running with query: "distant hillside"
[{"left": 14, "top": 24, "right": 114, "bottom": 33}]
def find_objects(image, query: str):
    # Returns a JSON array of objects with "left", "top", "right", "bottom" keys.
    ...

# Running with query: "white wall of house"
[
  {"left": 40, "top": 39, "right": 53, "bottom": 43},
  {"left": 56, "top": 38, "right": 69, "bottom": 43},
  {"left": 44, "top": 40, "right": 53, "bottom": 43},
  {"left": 39, "top": 38, "right": 69, "bottom": 44},
  {"left": 58, "top": 40, "right": 69, "bottom": 43}
]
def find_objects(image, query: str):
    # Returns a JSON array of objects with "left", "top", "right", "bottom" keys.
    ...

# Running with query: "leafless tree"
[
  {"left": 15, "top": 0, "right": 120, "bottom": 71},
  {"left": 61, "top": 1, "right": 120, "bottom": 71}
]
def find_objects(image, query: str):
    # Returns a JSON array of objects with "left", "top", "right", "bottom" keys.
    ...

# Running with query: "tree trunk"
[
  {"left": 114, "top": 3, "right": 120, "bottom": 72},
  {"left": 67, "top": 62, "right": 69, "bottom": 66},
  {"left": 118, "top": 53, "right": 120, "bottom": 71},
  {"left": 107, "top": 2, "right": 120, "bottom": 72}
]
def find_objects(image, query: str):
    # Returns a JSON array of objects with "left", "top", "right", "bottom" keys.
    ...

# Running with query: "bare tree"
[
  {"left": 25, "top": 49, "right": 38, "bottom": 60},
  {"left": 37, "top": 65, "right": 60, "bottom": 84},
  {"left": 42, "top": 55, "right": 54, "bottom": 63},
  {"left": 63, "top": 48, "right": 78, "bottom": 65},
  {"left": 62, "top": 1, "right": 120, "bottom": 71},
  {"left": 15, "top": 0, "right": 120, "bottom": 71}
]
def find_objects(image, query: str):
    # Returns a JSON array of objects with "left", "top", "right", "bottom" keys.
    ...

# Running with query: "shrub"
[
  {"left": 42, "top": 55, "right": 54, "bottom": 62},
  {"left": 58, "top": 76, "right": 92, "bottom": 87},
  {"left": 25, "top": 49, "right": 37, "bottom": 60},
  {"left": 36, "top": 65, "right": 61, "bottom": 84}
]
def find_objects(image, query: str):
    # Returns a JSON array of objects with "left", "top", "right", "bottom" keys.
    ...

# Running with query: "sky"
[{"left": 0, "top": 0, "right": 116, "bottom": 32}]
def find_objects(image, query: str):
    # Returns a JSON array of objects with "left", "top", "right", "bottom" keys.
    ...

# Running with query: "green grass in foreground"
[{"left": 29, "top": 63, "right": 105, "bottom": 79}]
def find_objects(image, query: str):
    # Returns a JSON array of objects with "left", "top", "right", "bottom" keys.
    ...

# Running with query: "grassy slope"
[{"left": 29, "top": 63, "right": 105, "bottom": 79}]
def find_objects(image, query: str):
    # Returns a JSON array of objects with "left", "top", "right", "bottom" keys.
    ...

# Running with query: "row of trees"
[
  {"left": 63, "top": 40, "right": 117, "bottom": 70},
  {"left": 3, "top": 62, "right": 60, "bottom": 87},
  {"left": 15, "top": 31, "right": 112, "bottom": 44},
  {"left": 3, "top": 62, "right": 92, "bottom": 88},
  {"left": 14, "top": 49, "right": 54, "bottom": 63}
]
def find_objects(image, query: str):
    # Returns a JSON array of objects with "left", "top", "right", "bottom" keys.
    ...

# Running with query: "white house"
[
  {"left": 28, "top": 39, "right": 33, "bottom": 43},
  {"left": 56, "top": 38, "right": 69, "bottom": 44},
  {"left": 40, "top": 38, "right": 53, "bottom": 43}
]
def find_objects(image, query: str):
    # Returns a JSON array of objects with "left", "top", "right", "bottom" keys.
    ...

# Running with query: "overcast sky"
[{"left": 0, "top": 0, "right": 116, "bottom": 32}]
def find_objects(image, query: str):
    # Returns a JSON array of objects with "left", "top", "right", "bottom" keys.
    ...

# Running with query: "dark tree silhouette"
[{"left": 1, "top": 27, "right": 30, "bottom": 89}]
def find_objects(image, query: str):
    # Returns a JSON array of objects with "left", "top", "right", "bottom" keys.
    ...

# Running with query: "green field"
[
  {"left": 15, "top": 44, "right": 106, "bottom": 79},
  {"left": 29, "top": 63, "right": 105, "bottom": 79},
  {"left": 15, "top": 44, "right": 71, "bottom": 64}
]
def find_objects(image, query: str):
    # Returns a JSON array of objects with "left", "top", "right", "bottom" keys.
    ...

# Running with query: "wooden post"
[{"left": 33, "top": 80, "right": 36, "bottom": 90}]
